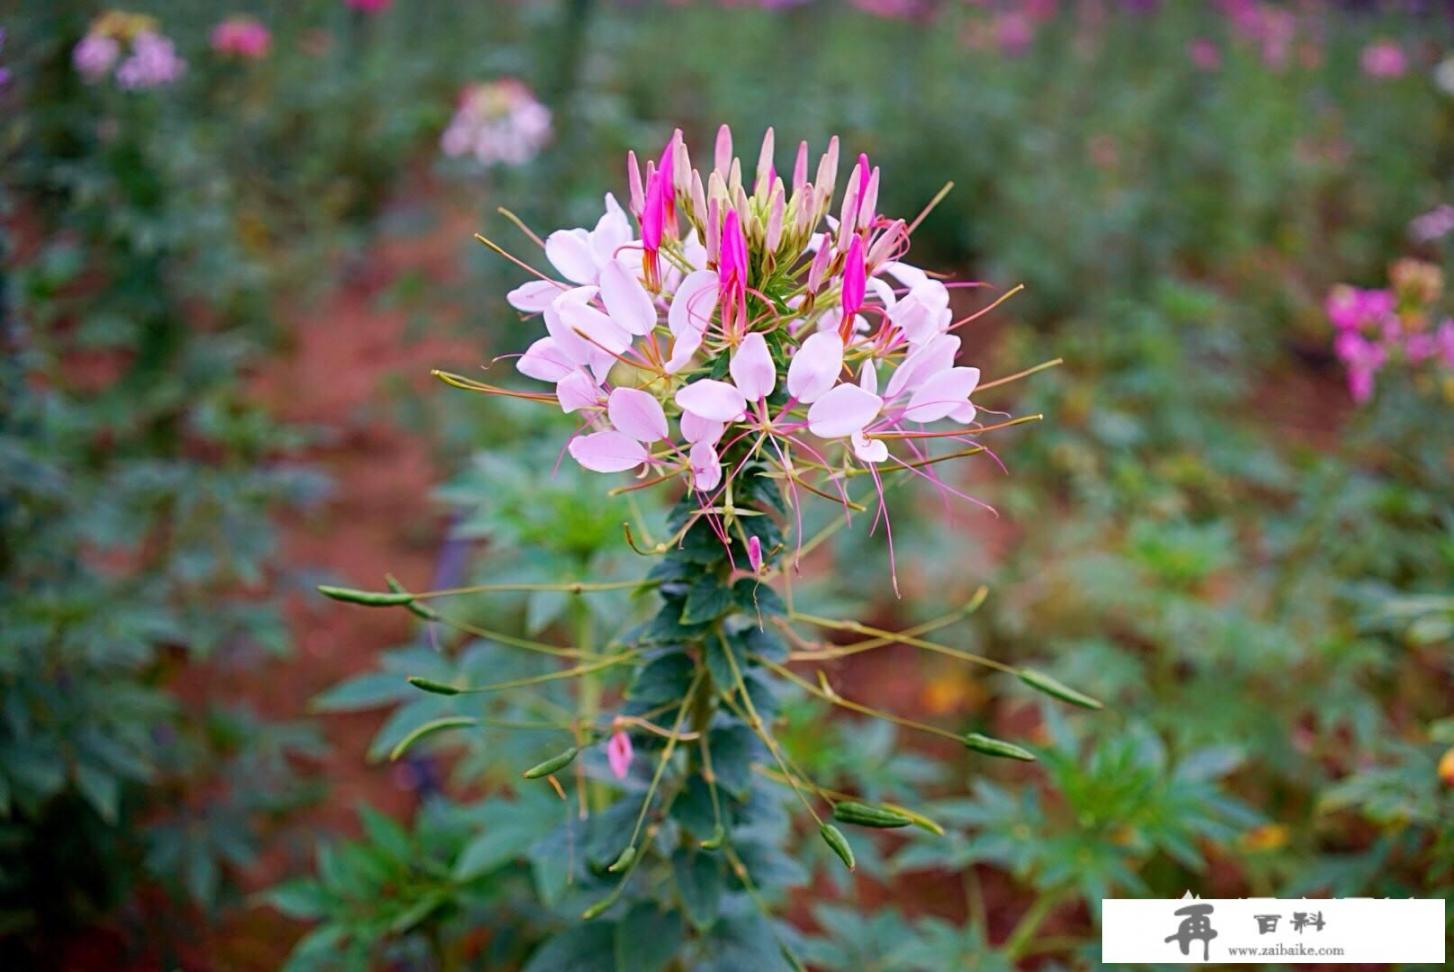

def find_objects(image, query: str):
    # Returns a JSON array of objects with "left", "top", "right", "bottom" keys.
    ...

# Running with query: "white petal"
[
  {"left": 545, "top": 228, "right": 600, "bottom": 284},
  {"left": 786, "top": 331, "right": 844, "bottom": 404},
  {"left": 557, "top": 294, "right": 633, "bottom": 355},
  {"left": 904, "top": 366, "right": 980, "bottom": 423},
  {"left": 807, "top": 383, "right": 883, "bottom": 439},
  {"left": 680, "top": 411, "right": 725, "bottom": 445},
  {"left": 665, "top": 327, "right": 703, "bottom": 374},
  {"left": 669, "top": 270, "right": 719, "bottom": 337},
  {"left": 675, "top": 379, "right": 747, "bottom": 422},
  {"left": 568, "top": 431, "right": 649, "bottom": 472},
  {"left": 556, "top": 371, "right": 602, "bottom": 414},
  {"left": 730, "top": 332, "right": 776, "bottom": 401},
  {"left": 517, "top": 337, "right": 574, "bottom": 383},
  {"left": 885, "top": 333, "right": 959, "bottom": 400},
  {"left": 599, "top": 261, "right": 657, "bottom": 336},
  {"left": 852, "top": 429, "right": 888, "bottom": 464},
  {"left": 690, "top": 439, "right": 722, "bottom": 491},
  {"left": 507, "top": 279, "right": 563, "bottom": 312},
  {"left": 607, "top": 387, "right": 668, "bottom": 442}
]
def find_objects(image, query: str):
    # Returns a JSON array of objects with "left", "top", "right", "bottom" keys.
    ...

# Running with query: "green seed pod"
[
  {"left": 607, "top": 846, "right": 636, "bottom": 873},
  {"left": 819, "top": 822, "right": 856, "bottom": 871},
  {"left": 1018, "top": 668, "right": 1103, "bottom": 710},
  {"left": 522, "top": 746, "right": 580, "bottom": 779},
  {"left": 962, "top": 732, "right": 1037, "bottom": 762},
  {"left": 581, "top": 897, "right": 613, "bottom": 920},
  {"left": 389, "top": 716, "right": 476, "bottom": 761},
  {"left": 317, "top": 584, "right": 415, "bottom": 607},
  {"left": 700, "top": 824, "right": 726, "bottom": 850},
  {"left": 832, "top": 801, "right": 913, "bottom": 828},
  {"left": 407, "top": 676, "right": 461, "bottom": 695}
]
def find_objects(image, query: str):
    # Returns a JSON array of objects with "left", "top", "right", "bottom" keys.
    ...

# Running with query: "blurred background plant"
[{"left": 2, "top": 0, "right": 1451, "bottom": 969}]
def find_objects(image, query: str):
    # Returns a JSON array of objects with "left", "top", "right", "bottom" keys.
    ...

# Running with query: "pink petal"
[
  {"left": 807, "top": 382, "right": 883, "bottom": 439},
  {"left": 904, "top": 366, "right": 980, "bottom": 423},
  {"left": 885, "top": 333, "right": 960, "bottom": 400},
  {"left": 680, "top": 411, "right": 725, "bottom": 445},
  {"left": 841, "top": 234, "right": 866, "bottom": 319},
  {"left": 608, "top": 387, "right": 668, "bottom": 442},
  {"left": 567, "top": 430, "right": 649, "bottom": 472},
  {"left": 664, "top": 327, "right": 703, "bottom": 374},
  {"left": 690, "top": 439, "right": 722, "bottom": 491},
  {"left": 517, "top": 337, "right": 574, "bottom": 383},
  {"left": 506, "top": 279, "right": 562, "bottom": 312},
  {"left": 607, "top": 730, "right": 634, "bottom": 780},
  {"left": 545, "top": 228, "right": 600, "bottom": 284},
  {"left": 852, "top": 429, "right": 888, "bottom": 464},
  {"left": 543, "top": 290, "right": 596, "bottom": 363},
  {"left": 556, "top": 370, "right": 602, "bottom": 414},
  {"left": 786, "top": 331, "right": 844, "bottom": 404},
  {"left": 675, "top": 379, "right": 747, "bottom": 422},
  {"left": 730, "top": 333, "right": 776, "bottom": 401},
  {"left": 747, "top": 535, "right": 763, "bottom": 572},
  {"left": 599, "top": 260, "right": 656, "bottom": 336},
  {"left": 669, "top": 269, "right": 719, "bottom": 337},
  {"left": 557, "top": 293, "right": 632, "bottom": 355}
]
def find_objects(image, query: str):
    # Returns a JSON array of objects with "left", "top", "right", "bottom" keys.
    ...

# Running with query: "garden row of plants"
[{"left": 3, "top": 1, "right": 1451, "bottom": 968}]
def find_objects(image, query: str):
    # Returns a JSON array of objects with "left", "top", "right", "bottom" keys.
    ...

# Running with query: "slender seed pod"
[
  {"left": 962, "top": 732, "right": 1037, "bottom": 762},
  {"left": 387, "top": 576, "right": 438, "bottom": 620},
  {"left": 1018, "top": 668, "right": 1104, "bottom": 710},
  {"left": 522, "top": 745, "right": 581, "bottom": 779},
  {"left": 317, "top": 585, "right": 414, "bottom": 606},
  {"left": 389, "top": 716, "right": 476, "bottom": 761},
  {"left": 819, "top": 823, "right": 855, "bottom": 871},
  {"left": 832, "top": 801, "right": 913, "bottom": 828},
  {"left": 407, "top": 676, "right": 462, "bottom": 696},
  {"left": 607, "top": 846, "right": 636, "bottom": 873}
]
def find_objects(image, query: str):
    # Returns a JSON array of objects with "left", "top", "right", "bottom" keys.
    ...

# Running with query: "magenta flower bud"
[
  {"left": 747, "top": 535, "right": 763, "bottom": 573},
  {"left": 857, "top": 167, "right": 880, "bottom": 231},
  {"left": 714, "top": 123, "right": 733, "bottom": 179},
  {"left": 841, "top": 234, "right": 866, "bottom": 334},
  {"left": 607, "top": 730, "right": 634, "bottom": 780},
  {"left": 719, "top": 209, "right": 749, "bottom": 338},
  {"left": 690, "top": 171, "right": 708, "bottom": 233},
  {"left": 642, "top": 170, "right": 664, "bottom": 251}
]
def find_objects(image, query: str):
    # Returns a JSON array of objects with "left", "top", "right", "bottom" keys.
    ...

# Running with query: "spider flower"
[
  {"left": 74, "top": 13, "right": 185, "bottom": 89},
  {"left": 480, "top": 126, "right": 1024, "bottom": 565},
  {"left": 440, "top": 79, "right": 551, "bottom": 168},
  {"left": 211, "top": 16, "right": 271, "bottom": 60}
]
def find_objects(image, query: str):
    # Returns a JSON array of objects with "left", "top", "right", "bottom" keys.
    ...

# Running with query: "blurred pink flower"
[
  {"left": 211, "top": 16, "right": 271, "bottom": 60},
  {"left": 607, "top": 731, "right": 633, "bottom": 780},
  {"left": 1410, "top": 204, "right": 1454, "bottom": 243},
  {"left": 345, "top": 0, "right": 393, "bottom": 11},
  {"left": 1361, "top": 39, "right": 1407, "bottom": 79},
  {"left": 995, "top": 12, "right": 1035, "bottom": 57},
  {"left": 440, "top": 78, "right": 551, "bottom": 169},
  {"left": 73, "top": 33, "right": 121, "bottom": 81},
  {"left": 1187, "top": 38, "right": 1221, "bottom": 72},
  {"left": 115, "top": 31, "right": 185, "bottom": 89}
]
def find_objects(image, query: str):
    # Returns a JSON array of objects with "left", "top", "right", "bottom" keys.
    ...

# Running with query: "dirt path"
[{"left": 205, "top": 181, "right": 487, "bottom": 970}]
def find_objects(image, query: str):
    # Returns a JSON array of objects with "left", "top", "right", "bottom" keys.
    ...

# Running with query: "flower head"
[
  {"left": 1361, "top": 39, "right": 1407, "bottom": 80},
  {"left": 211, "top": 16, "right": 271, "bottom": 60},
  {"left": 472, "top": 125, "right": 1029, "bottom": 573},
  {"left": 75, "top": 14, "right": 184, "bottom": 89},
  {"left": 440, "top": 79, "right": 551, "bottom": 168}
]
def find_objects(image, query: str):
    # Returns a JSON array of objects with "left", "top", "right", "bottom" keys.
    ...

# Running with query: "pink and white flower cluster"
[
  {"left": 73, "top": 13, "right": 185, "bottom": 90},
  {"left": 500, "top": 126, "right": 994, "bottom": 527},
  {"left": 441, "top": 79, "right": 552, "bottom": 169},
  {"left": 1327, "top": 260, "right": 1454, "bottom": 403}
]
